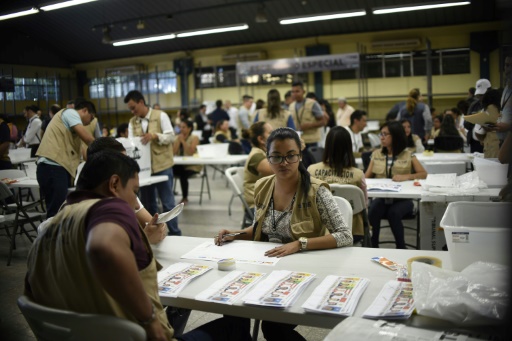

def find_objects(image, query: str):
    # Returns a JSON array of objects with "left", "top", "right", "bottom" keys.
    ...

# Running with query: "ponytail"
[{"left": 298, "top": 161, "right": 311, "bottom": 195}]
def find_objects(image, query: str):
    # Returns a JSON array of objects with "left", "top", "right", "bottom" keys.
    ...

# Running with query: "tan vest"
[
  {"left": 243, "top": 147, "right": 267, "bottom": 207},
  {"left": 255, "top": 108, "right": 291, "bottom": 129},
  {"left": 371, "top": 149, "right": 413, "bottom": 178},
  {"left": 290, "top": 99, "right": 321, "bottom": 144},
  {"left": 174, "top": 134, "right": 202, "bottom": 173},
  {"left": 483, "top": 131, "right": 499, "bottom": 158},
  {"left": 213, "top": 130, "right": 231, "bottom": 143},
  {"left": 26, "top": 198, "right": 175, "bottom": 340},
  {"left": 130, "top": 109, "right": 174, "bottom": 173},
  {"left": 0, "top": 119, "right": 10, "bottom": 162},
  {"left": 36, "top": 109, "right": 84, "bottom": 178},
  {"left": 253, "top": 174, "right": 330, "bottom": 241},
  {"left": 307, "top": 162, "right": 364, "bottom": 236}
]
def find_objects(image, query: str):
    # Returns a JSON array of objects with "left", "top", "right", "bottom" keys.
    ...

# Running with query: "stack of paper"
[
  {"left": 363, "top": 280, "right": 414, "bottom": 319},
  {"left": 367, "top": 183, "right": 402, "bottom": 192},
  {"left": 244, "top": 270, "right": 315, "bottom": 308},
  {"left": 196, "top": 271, "right": 266, "bottom": 305},
  {"left": 302, "top": 276, "right": 370, "bottom": 316},
  {"left": 157, "top": 262, "right": 212, "bottom": 297}
]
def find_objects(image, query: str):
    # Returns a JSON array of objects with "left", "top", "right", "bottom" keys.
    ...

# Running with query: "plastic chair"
[
  {"left": 332, "top": 196, "right": 353, "bottom": 228},
  {"left": 225, "top": 167, "right": 254, "bottom": 228},
  {"left": 330, "top": 184, "right": 371, "bottom": 247},
  {"left": 17, "top": 295, "right": 146, "bottom": 341}
]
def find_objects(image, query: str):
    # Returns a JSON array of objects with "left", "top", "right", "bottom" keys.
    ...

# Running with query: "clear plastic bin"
[
  {"left": 472, "top": 157, "right": 508, "bottom": 187},
  {"left": 440, "top": 202, "right": 510, "bottom": 271}
]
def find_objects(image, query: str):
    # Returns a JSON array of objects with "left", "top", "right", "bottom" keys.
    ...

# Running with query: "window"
[{"left": 0, "top": 77, "right": 61, "bottom": 101}]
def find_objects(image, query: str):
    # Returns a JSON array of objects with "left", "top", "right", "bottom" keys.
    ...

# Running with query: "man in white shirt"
[
  {"left": 125, "top": 90, "right": 180, "bottom": 236},
  {"left": 336, "top": 97, "right": 355, "bottom": 127},
  {"left": 18, "top": 105, "right": 42, "bottom": 156},
  {"left": 225, "top": 100, "right": 239, "bottom": 129},
  {"left": 237, "top": 95, "right": 254, "bottom": 131},
  {"left": 345, "top": 110, "right": 368, "bottom": 157}
]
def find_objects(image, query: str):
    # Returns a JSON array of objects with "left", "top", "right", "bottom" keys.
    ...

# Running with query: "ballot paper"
[
  {"left": 302, "top": 276, "right": 370, "bottom": 316},
  {"left": 244, "top": 270, "right": 315, "bottom": 308},
  {"left": 195, "top": 271, "right": 266, "bottom": 305},
  {"left": 363, "top": 280, "right": 415, "bottom": 319},
  {"left": 157, "top": 262, "right": 212, "bottom": 297},
  {"left": 367, "top": 183, "right": 402, "bottom": 192}
]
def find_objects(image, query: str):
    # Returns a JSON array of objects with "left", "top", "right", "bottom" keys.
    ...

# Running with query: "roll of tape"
[
  {"left": 218, "top": 258, "right": 236, "bottom": 271},
  {"left": 407, "top": 256, "right": 442, "bottom": 277}
]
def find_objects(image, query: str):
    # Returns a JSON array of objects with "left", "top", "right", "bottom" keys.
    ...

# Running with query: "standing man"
[
  {"left": 238, "top": 95, "right": 254, "bottom": 131},
  {"left": 290, "top": 81, "right": 326, "bottom": 148},
  {"left": 208, "top": 99, "right": 230, "bottom": 130},
  {"left": 125, "top": 90, "right": 180, "bottom": 236},
  {"left": 18, "top": 105, "right": 42, "bottom": 157},
  {"left": 194, "top": 104, "right": 211, "bottom": 144},
  {"left": 36, "top": 98, "right": 96, "bottom": 218},
  {"left": 225, "top": 100, "right": 239, "bottom": 138},
  {"left": 282, "top": 90, "right": 293, "bottom": 110},
  {"left": 336, "top": 97, "right": 355, "bottom": 127},
  {"left": 345, "top": 110, "right": 371, "bottom": 157}
]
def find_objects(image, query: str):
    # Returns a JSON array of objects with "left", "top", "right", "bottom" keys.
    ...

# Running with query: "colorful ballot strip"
[
  {"left": 157, "top": 262, "right": 212, "bottom": 297},
  {"left": 363, "top": 280, "right": 415, "bottom": 319},
  {"left": 196, "top": 271, "right": 265, "bottom": 305}
]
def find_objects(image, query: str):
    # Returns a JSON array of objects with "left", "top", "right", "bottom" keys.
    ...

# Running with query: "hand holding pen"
[{"left": 214, "top": 230, "right": 247, "bottom": 246}]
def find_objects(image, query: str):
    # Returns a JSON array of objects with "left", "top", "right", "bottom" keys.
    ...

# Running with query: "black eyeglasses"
[
  {"left": 267, "top": 154, "right": 300, "bottom": 164},
  {"left": 379, "top": 132, "right": 390, "bottom": 138}
]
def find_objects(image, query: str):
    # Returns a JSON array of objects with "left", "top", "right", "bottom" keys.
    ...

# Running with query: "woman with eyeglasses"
[
  {"left": 215, "top": 127, "right": 352, "bottom": 341},
  {"left": 365, "top": 121, "right": 427, "bottom": 249}
]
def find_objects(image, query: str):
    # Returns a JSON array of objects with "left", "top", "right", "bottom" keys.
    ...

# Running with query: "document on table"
[
  {"left": 157, "top": 262, "right": 212, "bottom": 297},
  {"left": 196, "top": 271, "right": 266, "bottom": 305},
  {"left": 425, "top": 173, "right": 457, "bottom": 188},
  {"left": 244, "top": 270, "right": 315, "bottom": 308},
  {"left": 302, "top": 276, "right": 370, "bottom": 316},
  {"left": 367, "top": 183, "right": 402, "bottom": 192},
  {"left": 180, "top": 241, "right": 283, "bottom": 266},
  {"left": 363, "top": 280, "right": 415, "bottom": 319}
]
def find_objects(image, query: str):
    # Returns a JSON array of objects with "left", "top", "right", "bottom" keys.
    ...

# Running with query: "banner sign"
[
  {"left": 237, "top": 53, "right": 359, "bottom": 76},
  {"left": 116, "top": 137, "right": 152, "bottom": 179}
]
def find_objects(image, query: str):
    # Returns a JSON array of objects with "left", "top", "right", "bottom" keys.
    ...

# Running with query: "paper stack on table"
[
  {"left": 244, "top": 270, "right": 315, "bottom": 308},
  {"left": 196, "top": 271, "right": 266, "bottom": 305},
  {"left": 157, "top": 262, "right": 212, "bottom": 297},
  {"left": 367, "top": 183, "right": 402, "bottom": 192},
  {"left": 363, "top": 280, "right": 414, "bottom": 319},
  {"left": 302, "top": 276, "right": 370, "bottom": 316}
]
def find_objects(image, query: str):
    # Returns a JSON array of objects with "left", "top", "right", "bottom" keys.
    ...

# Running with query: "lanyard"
[
  {"left": 270, "top": 193, "right": 296, "bottom": 233},
  {"left": 385, "top": 154, "right": 395, "bottom": 179}
]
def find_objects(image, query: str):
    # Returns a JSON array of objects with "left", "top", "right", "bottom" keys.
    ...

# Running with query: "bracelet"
[{"left": 137, "top": 302, "right": 156, "bottom": 326}]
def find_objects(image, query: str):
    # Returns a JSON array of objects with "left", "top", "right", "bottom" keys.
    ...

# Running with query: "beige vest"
[
  {"left": 243, "top": 147, "right": 267, "bottom": 207},
  {"left": 253, "top": 174, "right": 330, "bottom": 241},
  {"left": 255, "top": 108, "right": 291, "bottom": 129},
  {"left": 371, "top": 149, "right": 413, "bottom": 178},
  {"left": 307, "top": 162, "right": 364, "bottom": 236},
  {"left": 483, "top": 131, "right": 499, "bottom": 158},
  {"left": 290, "top": 99, "right": 321, "bottom": 144},
  {"left": 213, "top": 130, "right": 231, "bottom": 143},
  {"left": 26, "top": 198, "right": 175, "bottom": 340},
  {"left": 36, "top": 109, "right": 83, "bottom": 179},
  {"left": 130, "top": 109, "right": 174, "bottom": 173},
  {"left": 174, "top": 134, "right": 202, "bottom": 173}
]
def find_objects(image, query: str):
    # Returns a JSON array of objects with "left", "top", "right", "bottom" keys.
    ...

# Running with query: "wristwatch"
[{"left": 299, "top": 237, "right": 308, "bottom": 251}]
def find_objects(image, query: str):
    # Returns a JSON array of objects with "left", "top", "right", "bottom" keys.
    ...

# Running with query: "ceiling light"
[
  {"left": 40, "top": 0, "right": 98, "bottom": 12},
  {"left": 113, "top": 33, "right": 176, "bottom": 47},
  {"left": 279, "top": 10, "right": 366, "bottom": 25},
  {"left": 0, "top": 7, "right": 39, "bottom": 21},
  {"left": 373, "top": 1, "right": 470, "bottom": 15},
  {"left": 176, "top": 24, "right": 249, "bottom": 38},
  {"left": 102, "top": 26, "right": 112, "bottom": 44},
  {"left": 255, "top": 6, "right": 268, "bottom": 23}
]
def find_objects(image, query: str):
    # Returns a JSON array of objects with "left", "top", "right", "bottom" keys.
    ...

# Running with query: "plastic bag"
[{"left": 411, "top": 261, "right": 509, "bottom": 325}]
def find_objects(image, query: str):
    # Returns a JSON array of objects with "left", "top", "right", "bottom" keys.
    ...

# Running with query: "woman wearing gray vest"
[{"left": 215, "top": 127, "right": 352, "bottom": 341}]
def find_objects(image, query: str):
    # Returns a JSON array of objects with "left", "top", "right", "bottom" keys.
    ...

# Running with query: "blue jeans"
[
  {"left": 368, "top": 198, "right": 413, "bottom": 249},
  {"left": 36, "top": 162, "right": 70, "bottom": 218},
  {"left": 140, "top": 167, "right": 181, "bottom": 235}
]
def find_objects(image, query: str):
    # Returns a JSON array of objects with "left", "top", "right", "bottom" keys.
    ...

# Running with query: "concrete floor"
[{"left": 0, "top": 166, "right": 417, "bottom": 340}]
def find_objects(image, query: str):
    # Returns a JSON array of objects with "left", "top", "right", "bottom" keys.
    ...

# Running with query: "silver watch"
[{"left": 299, "top": 237, "right": 308, "bottom": 251}]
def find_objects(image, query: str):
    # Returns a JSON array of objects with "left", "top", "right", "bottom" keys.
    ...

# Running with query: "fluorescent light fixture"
[
  {"left": 113, "top": 33, "right": 176, "bottom": 47},
  {"left": 279, "top": 10, "right": 366, "bottom": 25},
  {"left": 176, "top": 24, "right": 249, "bottom": 38},
  {"left": 373, "top": 1, "right": 470, "bottom": 15},
  {"left": 41, "top": 0, "right": 98, "bottom": 12},
  {"left": 0, "top": 8, "right": 39, "bottom": 21}
]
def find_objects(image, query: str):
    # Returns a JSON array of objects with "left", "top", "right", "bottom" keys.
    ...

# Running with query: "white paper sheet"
[
  {"left": 243, "top": 270, "right": 316, "bottom": 308},
  {"left": 302, "top": 276, "right": 370, "bottom": 316},
  {"left": 157, "top": 262, "right": 212, "bottom": 297},
  {"left": 425, "top": 173, "right": 457, "bottom": 188},
  {"left": 363, "top": 280, "right": 415, "bottom": 319},
  {"left": 195, "top": 271, "right": 266, "bottom": 305},
  {"left": 367, "top": 183, "right": 402, "bottom": 192},
  {"left": 180, "top": 241, "right": 283, "bottom": 266}
]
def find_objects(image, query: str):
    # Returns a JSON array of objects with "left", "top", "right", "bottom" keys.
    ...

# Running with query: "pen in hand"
[{"left": 215, "top": 232, "right": 247, "bottom": 246}]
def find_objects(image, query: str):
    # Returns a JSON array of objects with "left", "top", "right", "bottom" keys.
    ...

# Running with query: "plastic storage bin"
[
  {"left": 472, "top": 157, "right": 508, "bottom": 187},
  {"left": 440, "top": 202, "right": 510, "bottom": 271}
]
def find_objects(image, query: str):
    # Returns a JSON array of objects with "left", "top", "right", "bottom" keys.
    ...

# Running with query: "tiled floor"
[{"left": 0, "top": 166, "right": 417, "bottom": 340}]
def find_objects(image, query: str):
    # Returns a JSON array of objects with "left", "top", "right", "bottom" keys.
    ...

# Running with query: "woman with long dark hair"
[
  {"left": 434, "top": 114, "right": 465, "bottom": 153},
  {"left": 398, "top": 88, "right": 432, "bottom": 141},
  {"left": 365, "top": 121, "right": 427, "bottom": 249},
  {"left": 253, "top": 89, "right": 296, "bottom": 129},
  {"left": 173, "top": 120, "right": 201, "bottom": 204},
  {"left": 215, "top": 127, "right": 352, "bottom": 341},
  {"left": 401, "top": 119, "right": 425, "bottom": 153},
  {"left": 307, "top": 126, "right": 367, "bottom": 243}
]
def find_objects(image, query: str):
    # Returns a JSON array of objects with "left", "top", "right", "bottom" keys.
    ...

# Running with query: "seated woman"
[
  {"left": 307, "top": 126, "right": 368, "bottom": 244},
  {"left": 216, "top": 127, "right": 352, "bottom": 341},
  {"left": 401, "top": 119, "right": 425, "bottom": 153},
  {"left": 242, "top": 122, "right": 274, "bottom": 219},
  {"left": 173, "top": 120, "right": 201, "bottom": 205},
  {"left": 214, "top": 119, "right": 234, "bottom": 143},
  {"left": 434, "top": 114, "right": 465, "bottom": 153},
  {"left": 430, "top": 114, "right": 442, "bottom": 139},
  {"left": 365, "top": 121, "right": 427, "bottom": 249}
]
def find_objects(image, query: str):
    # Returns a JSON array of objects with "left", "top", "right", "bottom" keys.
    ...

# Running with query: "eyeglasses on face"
[
  {"left": 379, "top": 132, "right": 390, "bottom": 138},
  {"left": 267, "top": 154, "right": 300, "bottom": 164}
]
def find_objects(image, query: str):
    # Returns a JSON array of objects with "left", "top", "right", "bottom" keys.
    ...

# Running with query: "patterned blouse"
[{"left": 253, "top": 186, "right": 353, "bottom": 247}]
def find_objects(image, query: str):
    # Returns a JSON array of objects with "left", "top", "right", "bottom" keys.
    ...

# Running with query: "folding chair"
[
  {"left": 225, "top": 167, "right": 254, "bottom": 228},
  {"left": 173, "top": 168, "right": 211, "bottom": 205},
  {"left": 330, "top": 184, "right": 372, "bottom": 247},
  {"left": 18, "top": 295, "right": 146, "bottom": 341}
]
